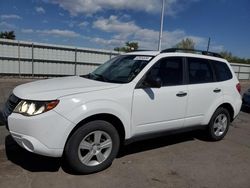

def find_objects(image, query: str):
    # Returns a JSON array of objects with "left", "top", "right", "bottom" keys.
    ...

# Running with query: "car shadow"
[
  {"left": 5, "top": 130, "right": 206, "bottom": 174},
  {"left": 117, "top": 131, "right": 203, "bottom": 157},
  {"left": 241, "top": 105, "right": 250, "bottom": 113},
  {"left": 0, "top": 111, "right": 4, "bottom": 126},
  {"left": 5, "top": 135, "right": 61, "bottom": 172}
]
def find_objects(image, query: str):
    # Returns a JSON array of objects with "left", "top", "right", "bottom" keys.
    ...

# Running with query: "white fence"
[
  {"left": 0, "top": 39, "right": 250, "bottom": 79},
  {"left": 230, "top": 63, "right": 250, "bottom": 80},
  {"left": 0, "top": 39, "right": 119, "bottom": 76}
]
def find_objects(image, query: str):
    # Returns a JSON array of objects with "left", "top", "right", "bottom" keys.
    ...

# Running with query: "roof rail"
[
  {"left": 129, "top": 49, "right": 156, "bottom": 52},
  {"left": 161, "top": 48, "right": 223, "bottom": 58}
]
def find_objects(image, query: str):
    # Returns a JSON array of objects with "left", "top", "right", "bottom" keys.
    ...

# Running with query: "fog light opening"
[{"left": 22, "top": 139, "right": 34, "bottom": 152}]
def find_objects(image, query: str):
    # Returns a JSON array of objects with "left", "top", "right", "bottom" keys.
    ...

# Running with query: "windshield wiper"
[
  {"left": 89, "top": 73, "right": 109, "bottom": 82},
  {"left": 81, "top": 74, "right": 90, "bottom": 78}
]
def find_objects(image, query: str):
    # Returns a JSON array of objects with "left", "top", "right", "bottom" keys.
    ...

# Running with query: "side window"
[
  {"left": 211, "top": 60, "right": 233, "bottom": 81},
  {"left": 188, "top": 58, "right": 214, "bottom": 84},
  {"left": 146, "top": 57, "right": 183, "bottom": 86}
]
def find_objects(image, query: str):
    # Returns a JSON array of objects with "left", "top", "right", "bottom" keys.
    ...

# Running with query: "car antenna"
[{"left": 207, "top": 37, "right": 211, "bottom": 52}]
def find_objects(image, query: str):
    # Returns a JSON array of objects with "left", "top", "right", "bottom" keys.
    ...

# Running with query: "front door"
[{"left": 132, "top": 57, "right": 188, "bottom": 136}]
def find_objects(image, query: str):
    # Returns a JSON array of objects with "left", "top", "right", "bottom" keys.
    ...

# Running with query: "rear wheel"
[
  {"left": 64, "top": 120, "right": 120, "bottom": 174},
  {"left": 207, "top": 107, "right": 230, "bottom": 141}
]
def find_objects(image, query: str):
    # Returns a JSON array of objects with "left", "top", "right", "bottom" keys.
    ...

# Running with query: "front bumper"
[
  {"left": 8, "top": 110, "right": 75, "bottom": 157},
  {"left": 10, "top": 132, "right": 63, "bottom": 157}
]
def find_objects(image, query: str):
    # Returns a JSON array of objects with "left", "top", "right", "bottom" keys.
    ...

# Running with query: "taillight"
[{"left": 236, "top": 83, "right": 241, "bottom": 93}]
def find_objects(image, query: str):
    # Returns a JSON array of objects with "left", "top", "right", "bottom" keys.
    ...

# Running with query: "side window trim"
[
  {"left": 208, "top": 60, "right": 217, "bottom": 82},
  {"left": 183, "top": 57, "right": 189, "bottom": 85},
  {"left": 209, "top": 60, "right": 219, "bottom": 82}
]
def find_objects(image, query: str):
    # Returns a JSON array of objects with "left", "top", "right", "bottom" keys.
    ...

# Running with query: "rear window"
[
  {"left": 188, "top": 57, "right": 214, "bottom": 84},
  {"left": 211, "top": 60, "right": 233, "bottom": 81}
]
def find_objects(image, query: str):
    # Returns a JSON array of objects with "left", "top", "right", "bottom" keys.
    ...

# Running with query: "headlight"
[{"left": 14, "top": 100, "right": 59, "bottom": 116}]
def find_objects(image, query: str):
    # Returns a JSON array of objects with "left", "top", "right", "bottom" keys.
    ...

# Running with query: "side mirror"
[
  {"left": 139, "top": 76, "right": 161, "bottom": 88},
  {"left": 148, "top": 77, "right": 162, "bottom": 88}
]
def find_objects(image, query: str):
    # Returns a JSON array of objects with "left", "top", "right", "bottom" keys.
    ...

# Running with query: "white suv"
[{"left": 2, "top": 49, "right": 242, "bottom": 174}]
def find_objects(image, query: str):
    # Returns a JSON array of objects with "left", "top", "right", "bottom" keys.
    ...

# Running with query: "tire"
[
  {"left": 64, "top": 120, "right": 120, "bottom": 174},
  {"left": 207, "top": 107, "right": 230, "bottom": 141}
]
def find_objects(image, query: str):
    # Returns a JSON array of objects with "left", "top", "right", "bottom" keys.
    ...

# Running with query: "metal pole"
[
  {"left": 32, "top": 43, "right": 34, "bottom": 77},
  {"left": 207, "top": 37, "right": 211, "bottom": 52},
  {"left": 249, "top": 68, "right": 250, "bottom": 80},
  {"left": 18, "top": 40, "right": 21, "bottom": 77},
  {"left": 158, "top": 0, "right": 165, "bottom": 51},
  {"left": 74, "top": 48, "right": 77, "bottom": 75},
  {"left": 238, "top": 65, "right": 241, "bottom": 80}
]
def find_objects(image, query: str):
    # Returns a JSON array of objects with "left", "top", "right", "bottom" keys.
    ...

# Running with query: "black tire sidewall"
[
  {"left": 208, "top": 107, "right": 230, "bottom": 141},
  {"left": 64, "top": 120, "right": 120, "bottom": 174}
]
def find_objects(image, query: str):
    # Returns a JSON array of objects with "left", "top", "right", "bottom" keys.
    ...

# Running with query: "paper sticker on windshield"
[{"left": 134, "top": 56, "right": 152, "bottom": 61}]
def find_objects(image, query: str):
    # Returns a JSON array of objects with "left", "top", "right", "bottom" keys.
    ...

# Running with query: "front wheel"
[
  {"left": 207, "top": 107, "right": 230, "bottom": 141},
  {"left": 64, "top": 120, "right": 120, "bottom": 174}
]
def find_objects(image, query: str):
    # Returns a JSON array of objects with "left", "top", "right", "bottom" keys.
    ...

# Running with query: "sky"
[{"left": 0, "top": 0, "right": 249, "bottom": 58}]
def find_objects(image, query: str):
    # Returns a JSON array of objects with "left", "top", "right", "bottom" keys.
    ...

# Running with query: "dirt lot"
[{"left": 0, "top": 78, "right": 250, "bottom": 188}]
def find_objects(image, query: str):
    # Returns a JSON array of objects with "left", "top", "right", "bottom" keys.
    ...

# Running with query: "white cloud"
[
  {"left": 21, "top": 28, "right": 80, "bottom": 38},
  {"left": 21, "top": 29, "right": 34, "bottom": 33},
  {"left": 0, "top": 14, "right": 22, "bottom": 20},
  {"left": 37, "top": 29, "right": 80, "bottom": 38},
  {"left": 92, "top": 37, "right": 124, "bottom": 47},
  {"left": 63, "top": 20, "right": 79, "bottom": 28},
  {"left": 93, "top": 15, "right": 139, "bottom": 33},
  {"left": 48, "top": 0, "right": 199, "bottom": 16},
  {"left": 68, "top": 21, "right": 75, "bottom": 28},
  {"left": 78, "top": 21, "right": 89, "bottom": 27},
  {"left": 91, "top": 15, "right": 215, "bottom": 50},
  {"left": 35, "top": 7, "right": 46, "bottom": 14},
  {"left": 209, "top": 44, "right": 224, "bottom": 52},
  {"left": 0, "top": 21, "right": 16, "bottom": 29}
]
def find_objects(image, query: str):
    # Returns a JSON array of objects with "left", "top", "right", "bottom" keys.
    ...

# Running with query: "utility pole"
[{"left": 158, "top": 0, "right": 165, "bottom": 51}]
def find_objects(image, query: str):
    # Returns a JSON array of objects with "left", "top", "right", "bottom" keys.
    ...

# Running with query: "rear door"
[{"left": 184, "top": 57, "right": 223, "bottom": 127}]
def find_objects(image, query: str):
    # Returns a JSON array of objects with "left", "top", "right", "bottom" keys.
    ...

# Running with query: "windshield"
[{"left": 84, "top": 55, "right": 153, "bottom": 83}]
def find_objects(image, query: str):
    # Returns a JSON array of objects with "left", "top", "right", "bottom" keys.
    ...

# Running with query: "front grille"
[{"left": 1, "top": 94, "right": 21, "bottom": 129}]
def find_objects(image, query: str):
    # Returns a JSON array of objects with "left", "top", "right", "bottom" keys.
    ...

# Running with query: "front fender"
[{"left": 55, "top": 99, "right": 131, "bottom": 139}]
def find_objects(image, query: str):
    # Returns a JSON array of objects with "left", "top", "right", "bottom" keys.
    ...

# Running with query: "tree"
[
  {"left": 0, "top": 31, "right": 16, "bottom": 40},
  {"left": 114, "top": 41, "right": 139, "bottom": 52},
  {"left": 125, "top": 41, "right": 138, "bottom": 51},
  {"left": 220, "top": 50, "right": 250, "bottom": 64},
  {"left": 219, "top": 50, "right": 233, "bottom": 61},
  {"left": 175, "top": 38, "right": 195, "bottom": 50}
]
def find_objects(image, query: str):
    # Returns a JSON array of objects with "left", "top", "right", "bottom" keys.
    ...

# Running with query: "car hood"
[{"left": 13, "top": 76, "right": 120, "bottom": 100}]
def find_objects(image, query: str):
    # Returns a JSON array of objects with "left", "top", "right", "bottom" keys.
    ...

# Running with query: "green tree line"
[{"left": 219, "top": 51, "right": 250, "bottom": 64}]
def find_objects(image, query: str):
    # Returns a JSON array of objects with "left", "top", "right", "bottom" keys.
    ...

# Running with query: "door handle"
[
  {"left": 176, "top": 91, "right": 187, "bottom": 97},
  {"left": 213, "top": 88, "right": 221, "bottom": 93}
]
